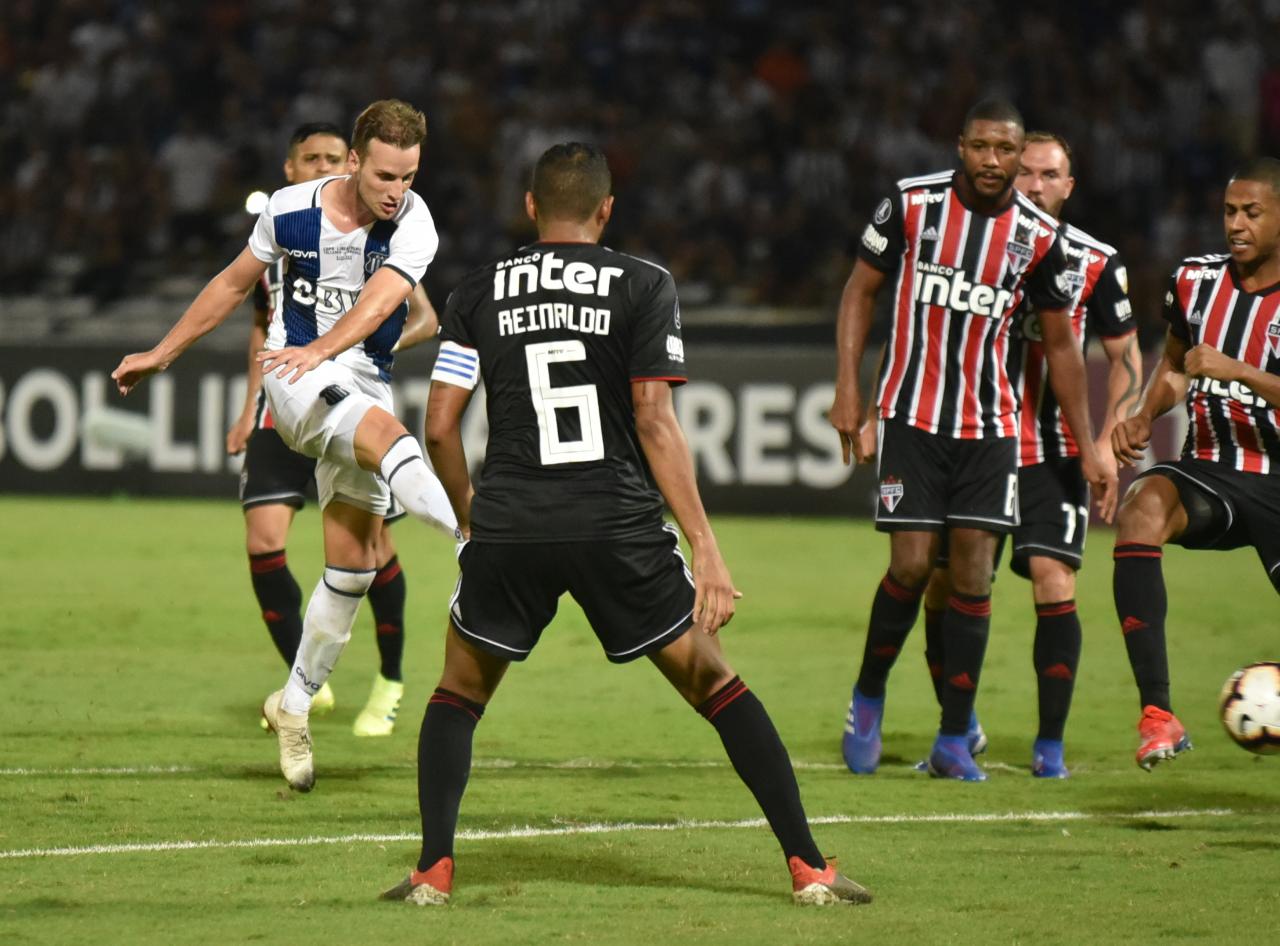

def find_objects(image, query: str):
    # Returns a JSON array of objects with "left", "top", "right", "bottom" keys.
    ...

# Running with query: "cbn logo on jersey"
[
  {"left": 861, "top": 224, "right": 888, "bottom": 255},
  {"left": 879, "top": 476, "right": 904, "bottom": 513}
]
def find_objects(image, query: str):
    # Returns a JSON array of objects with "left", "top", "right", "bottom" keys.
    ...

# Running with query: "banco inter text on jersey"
[{"left": 432, "top": 243, "right": 687, "bottom": 541}]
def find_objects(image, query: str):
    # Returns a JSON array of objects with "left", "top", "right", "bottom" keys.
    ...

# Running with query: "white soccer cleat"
[
  {"left": 259, "top": 680, "right": 333, "bottom": 730},
  {"left": 353, "top": 674, "right": 404, "bottom": 737},
  {"left": 262, "top": 689, "right": 315, "bottom": 792}
]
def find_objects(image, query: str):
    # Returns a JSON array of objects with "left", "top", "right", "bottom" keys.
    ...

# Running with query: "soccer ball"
[{"left": 1218, "top": 662, "right": 1280, "bottom": 755}]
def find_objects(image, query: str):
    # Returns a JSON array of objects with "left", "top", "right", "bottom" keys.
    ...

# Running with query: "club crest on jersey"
[
  {"left": 364, "top": 251, "right": 388, "bottom": 276},
  {"left": 1056, "top": 269, "right": 1087, "bottom": 295},
  {"left": 1005, "top": 240, "right": 1034, "bottom": 275},
  {"left": 1268, "top": 318, "right": 1280, "bottom": 357},
  {"left": 879, "top": 476, "right": 904, "bottom": 513}
]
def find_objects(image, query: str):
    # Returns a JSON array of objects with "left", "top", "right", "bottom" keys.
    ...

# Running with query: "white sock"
[
  {"left": 281, "top": 566, "right": 376, "bottom": 716},
  {"left": 379, "top": 434, "right": 458, "bottom": 537}
]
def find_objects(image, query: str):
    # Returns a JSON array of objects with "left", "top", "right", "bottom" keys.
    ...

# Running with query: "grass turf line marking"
[
  {"left": 0, "top": 765, "right": 197, "bottom": 776},
  {"left": 0, "top": 807, "right": 1251, "bottom": 861},
  {"left": 0, "top": 760, "right": 847, "bottom": 777}
]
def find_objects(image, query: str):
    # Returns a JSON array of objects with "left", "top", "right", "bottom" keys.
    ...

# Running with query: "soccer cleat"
[
  {"left": 967, "top": 710, "right": 988, "bottom": 757},
  {"left": 789, "top": 856, "right": 873, "bottom": 906},
  {"left": 1135, "top": 705, "right": 1192, "bottom": 771},
  {"left": 380, "top": 856, "right": 454, "bottom": 906},
  {"left": 1032, "top": 737, "right": 1070, "bottom": 779},
  {"left": 259, "top": 680, "right": 334, "bottom": 731},
  {"left": 841, "top": 688, "right": 884, "bottom": 775},
  {"left": 927, "top": 733, "right": 987, "bottom": 781},
  {"left": 261, "top": 689, "right": 315, "bottom": 792},
  {"left": 353, "top": 674, "right": 404, "bottom": 737}
]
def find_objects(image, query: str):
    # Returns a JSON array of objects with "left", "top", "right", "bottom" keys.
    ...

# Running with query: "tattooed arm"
[{"left": 1098, "top": 330, "right": 1143, "bottom": 446}]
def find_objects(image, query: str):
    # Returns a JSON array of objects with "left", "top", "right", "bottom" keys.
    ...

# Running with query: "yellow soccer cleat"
[{"left": 352, "top": 674, "right": 404, "bottom": 737}]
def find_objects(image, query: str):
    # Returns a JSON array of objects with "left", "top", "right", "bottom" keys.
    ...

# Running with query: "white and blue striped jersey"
[{"left": 248, "top": 175, "right": 439, "bottom": 382}]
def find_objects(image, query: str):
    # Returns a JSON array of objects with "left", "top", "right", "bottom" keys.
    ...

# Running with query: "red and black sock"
[
  {"left": 940, "top": 592, "right": 991, "bottom": 735},
  {"left": 854, "top": 572, "right": 925, "bottom": 699},
  {"left": 1032, "top": 600, "right": 1081, "bottom": 742},
  {"left": 1113, "top": 543, "right": 1170, "bottom": 711},
  {"left": 417, "top": 687, "right": 485, "bottom": 872},
  {"left": 923, "top": 605, "right": 946, "bottom": 706},
  {"left": 368, "top": 556, "right": 406, "bottom": 682},
  {"left": 698, "top": 677, "right": 825, "bottom": 871},
  {"left": 248, "top": 549, "right": 303, "bottom": 666}
]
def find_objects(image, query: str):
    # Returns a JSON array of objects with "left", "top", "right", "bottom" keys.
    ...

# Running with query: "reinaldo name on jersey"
[{"left": 493, "top": 250, "right": 623, "bottom": 338}]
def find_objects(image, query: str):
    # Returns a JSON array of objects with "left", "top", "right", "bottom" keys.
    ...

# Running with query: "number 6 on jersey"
[{"left": 526, "top": 339, "right": 604, "bottom": 464}]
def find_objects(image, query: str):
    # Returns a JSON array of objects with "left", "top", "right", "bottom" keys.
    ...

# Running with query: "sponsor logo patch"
[
  {"left": 879, "top": 476, "right": 904, "bottom": 513},
  {"left": 665, "top": 334, "right": 685, "bottom": 363},
  {"left": 861, "top": 224, "right": 888, "bottom": 255}
]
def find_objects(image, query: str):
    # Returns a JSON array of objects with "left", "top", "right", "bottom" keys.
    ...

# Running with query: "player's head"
[
  {"left": 958, "top": 98, "right": 1025, "bottom": 201},
  {"left": 1225, "top": 157, "right": 1280, "bottom": 269},
  {"left": 283, "top": 122, "right": 348, "bottom": 184},
  {"left": 525, "top": 142, "right": 614, "bottom": 237},
  {"left": 348, "top": 99, "right": 427, "bottom": 221},
  {"left": 1015, "top": 132, "right": 1075, "bottom": 219}
]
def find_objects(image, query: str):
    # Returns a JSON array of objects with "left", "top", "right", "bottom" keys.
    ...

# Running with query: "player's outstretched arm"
[
  {"left": 227, "top": 309, "right": 268, "bottom": 455},
  {"left": 830, "top": 259, "right": 887, "bottom": 465},
  {"left": 633, "top": 380, "right": 740, "bottom": 635},
  {"left": 1041, "top": 307, "right": 1118, "bottom": 522},
  {"left": 259, "top": 267, "right": 414, "bottom": 383},
  {"left": 423, "top": 380, "right": 475, "bottom": 537},
  {"left": 392, "top": 284, "right": 440, "bottom": 353},
  {"left": 113, "top": 248, "right": 268, "bottom": 396},
  {"left": 1113, "top": 331, "right": 1188, "bottom": 468}
]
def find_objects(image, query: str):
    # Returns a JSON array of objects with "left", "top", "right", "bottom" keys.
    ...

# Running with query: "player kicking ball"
[
  {"left": 112, "top": 100, "right": 458, "bottom": 792},
  {"left": 1111, "top": 157, "right": 1280, "bottom": 770},
  {"left": 378, "top": 143, "right": 871, "bottom": 906}
]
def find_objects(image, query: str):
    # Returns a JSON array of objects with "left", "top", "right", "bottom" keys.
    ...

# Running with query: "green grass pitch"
[{"left": 1, "top": 495, "right": 1276, "bottom": 944}]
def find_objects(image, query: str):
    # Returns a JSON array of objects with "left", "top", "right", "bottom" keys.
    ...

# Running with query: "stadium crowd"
[{"left": 3, "top": 0, "right": 1279, "bottom": 343}]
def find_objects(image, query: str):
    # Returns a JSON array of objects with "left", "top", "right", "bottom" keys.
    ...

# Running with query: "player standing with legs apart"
[
  {"left": 380, "top": 143, "right": 871, "bottom": 906},
  {"left": 112, "top": 100, "right": 458, "bottom": 792},
  {"left": 1111, "top": 158, "right": 1280, "bottom": 770},
  {"left": 916, "top": 133, "right": 1143, "bottom": 777},
  {"left": 226, "top": 121, "right": 442, "bottom": 737},
  {"left": 829, "top": 99, "right": 1116, "bottom": 781}
]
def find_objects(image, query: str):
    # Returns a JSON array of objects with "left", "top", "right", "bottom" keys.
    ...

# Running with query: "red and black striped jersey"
[
  {"left": 858, "top": 169, "right": 1073, "bottom": 440},
  {"left": 250, "top": 259, "right": 286, "bottom": 431},
  {"left": 1009, "top": 223, "right": 1135, "bottom": 466},
  {"left": 1165, "top": 254, "right": 1280, "bottom": 474}
]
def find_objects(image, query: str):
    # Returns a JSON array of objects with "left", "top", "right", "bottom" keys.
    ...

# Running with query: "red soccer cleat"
[
  {"left": 1136, "top": 705, "right": 1193, "bottom": 771},
  {"left": 380, "top": 856, "right": 454, "bottom": 906},
  {"left": 788, "top": 856, "right": 873, "bottom": 906}
]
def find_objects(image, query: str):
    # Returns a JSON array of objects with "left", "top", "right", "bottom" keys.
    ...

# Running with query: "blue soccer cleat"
[
  {"left": 967, "top": 711, "right": 988, "bottom": 757},
  {"left": 927, "top": 733, "right": 987, "bottom": 781},
  {"left": 842, "top": 688, "right": 884, "bottom": 775},
  {"left": 1032, "top": 737, "right": 1070, "bottom": 778}
]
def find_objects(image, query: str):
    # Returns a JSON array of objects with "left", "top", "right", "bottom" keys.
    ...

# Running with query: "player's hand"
[
  {"left": 1111, "top": 414, "right": 1152, "bottom": 468},
  {"left": 111, "top": 350, "right": 167, "bottom": 396},
  {"left": 226, "top": 410, "right": 255, "bottom": 455},
  {"left": 691, "top": 546, "right": 742, "bottom": 635},
  {"left": 829, "top": 386, "right": 864, "bottom": 466},
  {"left": 1184, "top": 344, "right": 1239, "bottom": 382},
  {"left": 1080, "top": 446, "right": 1118, "bottom": 524},
  {"left": 857, "top": 420, "right": 878, "bottom": 463},
  {"left": 258, "top": 345, "right": 325, "bottom": 384}
]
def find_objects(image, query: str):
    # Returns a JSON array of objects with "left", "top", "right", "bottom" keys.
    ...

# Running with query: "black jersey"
[{"left": 431, "top": 242, "right": 687, "bottom": 541}]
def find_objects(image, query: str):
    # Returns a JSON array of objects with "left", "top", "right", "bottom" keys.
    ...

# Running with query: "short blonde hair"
[{"left": 351, "top": 99, "right": 426, "bottom": 157}]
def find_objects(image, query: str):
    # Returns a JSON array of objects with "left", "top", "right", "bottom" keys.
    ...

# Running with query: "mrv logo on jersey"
[{"left": 913, "top": 261, "right": 1014, "bottom": 317}]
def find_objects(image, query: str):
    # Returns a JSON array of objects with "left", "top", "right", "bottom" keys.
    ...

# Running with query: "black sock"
[
  {"left": 698, "top": 677, "right": 825, "bottom": 870},
  {"left": 923, "top": 606, "right": 945, "bottom": 706},
  {"left": 417, "top": 687, "right": 485, "bottom": 871},
  {"left": 1033, "top": 600, "right": 1081, "bottom": 741},
  {"left": 368, "top": 556, "right": 406, "bottom": 681},
  {"left": 249, "top": 550, "right": 303, "bottom": 666},
  {"left": 1113, "top": 544, "right": 1170, "bottom": 711},
  {"left": 939, "top": 593, "right": 991, "bottom": 735},
  {"left": 854, "top": 573, "right": 924, "bottom": 699}
]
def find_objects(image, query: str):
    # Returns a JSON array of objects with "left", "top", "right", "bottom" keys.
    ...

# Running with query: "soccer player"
[
  {"left": 379, "top": 143, "right": 872, "bottom": 907},
  {"left": 915, "top": 132, "right": 1143, "bottom": 778},
  {"left": 1111, "top": 157, "right": 1280, "bottom": 770},
  {"left": 225, "top": 121, "right": 440, "bottom": 738},
  {"left": 112, "top": 100, "right": 458, "bottom": 792},
  {"left": 829, "top": 99, "right": 1117, "bottom": 781}
]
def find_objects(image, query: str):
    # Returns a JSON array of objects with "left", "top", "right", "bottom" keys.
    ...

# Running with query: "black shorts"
[
  {"left": 1009, "top": 456, "right": 1090, "bottom": 578},
  {"left": 240, "top": 426, "right": 315, "bottom": 510},
  {"left": 448, "top": 524, "right": 696, "bottom": 664},
  {"left": 1139, "top": 459, "right": 1280, "bottom": 577},
  {"left": 875, "top": 418, "right": 1019, "bottom": 534}
]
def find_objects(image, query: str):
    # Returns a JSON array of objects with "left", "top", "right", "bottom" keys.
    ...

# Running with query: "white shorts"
[{"left": 262, "top": 360, "right": 392, "bottom": 515}]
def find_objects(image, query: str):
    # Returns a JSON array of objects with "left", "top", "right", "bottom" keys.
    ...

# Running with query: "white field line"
[{"left": 0, "top": 808, "right": 1249, "bottom": 861}]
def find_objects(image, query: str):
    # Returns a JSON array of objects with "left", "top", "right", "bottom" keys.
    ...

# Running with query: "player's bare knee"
[
  {"left": 353, "top": 406, "right": 410, "bottom": 471},
  {"left": 888, "top": 541, "right": 936, "bottom": 588},
  {"left": 1116, "top": 478, "right": 1179, "bottom": 546},
  {"left": 1028, "top": 556, "right": 1075, "bottom": 603}
]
